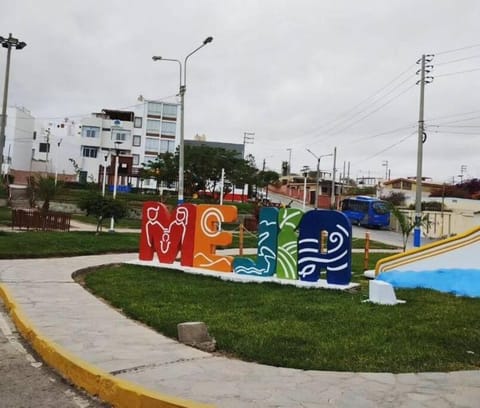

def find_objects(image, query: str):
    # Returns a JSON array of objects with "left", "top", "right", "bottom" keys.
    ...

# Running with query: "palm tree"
[
  {"left": 28, "top": 176, "right": 62, "bottom": 211},
  {"left": 389, "top": 204, "right": 429, "bottom": 251}
]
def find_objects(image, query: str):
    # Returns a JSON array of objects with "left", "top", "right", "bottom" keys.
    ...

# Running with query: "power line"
[
  {"left": 427, "top": 124, "right": 480, "bottom": 128},
  {"left": 349, "top": 123, "right": 417, "bottom": 144},
  {"left": 427, "top": 114, "right": 480, "bottom": 126},
  {"left": 435, "top": 67, "right": 480, "bottom": 78},
  {"left": 428, "top": 129, "right": 480, "bottom": 136},
  {"left": 361, "top": 131, "right": 416, "bottom": 162},
  {"left": 324, "top": 83, "right": 417, "bottom": 138},
  {"left": 318, "top": 64, "right": 416, "bottom": 132},
  {"left": 434, "top": 43, "right": 480, "bottom": 56},
  {"left": 289, "top": 63, "right": 417, "bottom": 143},
  {"left": 435, "top": 54, "right": 480, "bottom": 66},
  {"left": 425, "top": 109, "right": 480, "bottom": 122},
  {"left": 321, "top": 76, "right": 416, "bottom": 136}
]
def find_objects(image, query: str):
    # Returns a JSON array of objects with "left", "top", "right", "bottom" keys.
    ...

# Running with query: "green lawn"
[
  {"left": 0, "top": 231, "right": 139, "bottom": 258},
  {"left": 351, "top": 236, "right": 398, "bottom": 250},
  {"left": 0, "top": 206, "right": 12, "bottom": 226},
  {"left": 83, "top": 263, "right": 480, "bottom": 373}
]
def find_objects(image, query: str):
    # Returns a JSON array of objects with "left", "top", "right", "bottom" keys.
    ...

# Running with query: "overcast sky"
[{"left": 2, "top": 0, "right": 480, "bottom": 183}]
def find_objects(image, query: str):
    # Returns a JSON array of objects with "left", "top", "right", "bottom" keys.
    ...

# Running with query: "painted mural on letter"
[{"left": 138, "top": 202, "right": 352, "bottom": 285}]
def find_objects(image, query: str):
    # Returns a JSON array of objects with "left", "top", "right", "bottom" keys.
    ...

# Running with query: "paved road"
[{"left": 0, "top": 304, "right": 109, "bottom": 408}]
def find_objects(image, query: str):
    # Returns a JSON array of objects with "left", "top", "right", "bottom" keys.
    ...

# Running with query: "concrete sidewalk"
[{"left": 1, "top": 254, "right": 479, "bottom": 407}]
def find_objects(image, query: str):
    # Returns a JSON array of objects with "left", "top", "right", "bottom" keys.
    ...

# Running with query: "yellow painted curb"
[
  {"left": 0, "top": 283, "right": 14, "bottom": 310},
  {"left": 0, "top": 283, "right": 214, "bottom": 408}
]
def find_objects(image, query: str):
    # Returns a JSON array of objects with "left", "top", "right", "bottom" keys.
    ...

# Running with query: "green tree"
[
  {"left": 183, "top": 145, "right": 251, "bottom": 199},
  {"left": 256, "top": 170, "right": 280, "bottom": 199},
  {"left": 141, "top": 152, "right": 178, "bottom": 190},
  {"left": 227, "top": 156, "right": 258, "bottom": 201},
  {"left": 78, "top": 193, "right": 128, "bottom": 233},
  {"left": 140, "top": 145, "right": 261, "bottom": 201}
]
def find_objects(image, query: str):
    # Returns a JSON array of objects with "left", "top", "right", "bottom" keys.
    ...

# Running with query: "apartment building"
[
  {"left": 3, "top": 99, "right": 179, "bottom": 189},
  {"left": 131, "top": 99, "right": 178, "bottom": 191}
]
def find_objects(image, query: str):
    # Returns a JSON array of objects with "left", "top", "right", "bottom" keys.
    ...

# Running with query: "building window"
[
  {"left": 162, "top": 104, "right": 177, "bottom": 118},
  {"left": 147, "top": 102, "right": 162, "bottom": 116},
  {"left": 161, "top": 121, "right": 176, "bottom": 136},
  {"left": 143, "top": 155, "right": 157, "bottom": 165},
  {"left": 82, "top": 146, "right": 98, "bottom": 158},
  {"left": 146, "top": 119, "right": 161, "bottom": 133},
  {"left": 132, "top": 154, "right": 140, "bottom": 165},
  {"left": 134, "top": 117, "right": 142, "bottom": 128},
  {"left": 82, "top": 126, "right": 100, "bottom": 138},
  {"left": 133, "top": 135, "right": 141, "bottom": 146},
  {"left": 39, "top": 142, "right": 50, "bottom": 153},
  {"left": 116, "top": 132, "right": 127, "bottom": 142},
  {"left": 145, "top": 137, "right": 160, "bottom": 152},
  {"left": 112, "top": 130, "right": 130, "bottom": 143},
  {"left": 160, "top": 139, "right": 175, "bottom": 153}
]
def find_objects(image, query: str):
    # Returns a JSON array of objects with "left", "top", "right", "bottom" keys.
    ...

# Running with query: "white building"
[
  {"left": 131, "top": 99, "right": 178, "bottom": 190},
  {"left": 2, "top": 106, "right": 36, "bottom": 178},
  {"left": 3, "top": 99, "right": 179, "bottom": 188},
  {"left": 31, "top": 117, "right": 81, "bottom": 181}
]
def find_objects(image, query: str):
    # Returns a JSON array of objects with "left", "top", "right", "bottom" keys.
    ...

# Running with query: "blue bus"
[{"left": 341, "top": 196, "right": 390, "bottom": 228}]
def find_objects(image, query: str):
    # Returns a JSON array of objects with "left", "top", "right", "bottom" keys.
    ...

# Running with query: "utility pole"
[
  {"left": 243, "top": 132, "right": 254, "bottom": 158},
  {"left": 286, "top": 148, "right": 292, "bottom": 176},
  {"left": 459, "top": 165, "right": 467, "bottom": 183},
  {"left": 382, "top": 160, "right": 389, "bottom": 180},
  {"left": 414, "top": 54, "right": 434, "bottom": 247},
  {"left": 330, "top": 146, "right": 337, "bottom": 208}
]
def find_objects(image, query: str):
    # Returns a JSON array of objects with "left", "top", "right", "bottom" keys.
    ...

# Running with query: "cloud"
[{"left": 1, "top": 0, "right": 480, "bottom": 182}]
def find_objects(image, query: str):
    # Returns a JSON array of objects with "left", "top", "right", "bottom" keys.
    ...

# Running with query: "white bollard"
[{"left": 367, "top": 280, "right": 405, "bottom": 305}]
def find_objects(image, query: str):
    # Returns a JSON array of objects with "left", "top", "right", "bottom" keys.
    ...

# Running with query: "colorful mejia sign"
[{"left": 139, "top": 202, "right": 352, "bottom": 284}]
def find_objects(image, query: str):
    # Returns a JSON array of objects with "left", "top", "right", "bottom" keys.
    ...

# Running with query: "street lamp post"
[
  {"left": 54, "top": 138, "right": 62, "bottom": 186},
  {"left": 109, "top": 142, "right": 122, "bottom": 232},
  {"left": 101, "top": 153, "right": 109, "bottom": 196},
  {"left": 301, "top": 166, "right": 310, "bottom": 210},
  {"left": 0, "top": 33, "right": 27, "bottom": 176},
  {"left": 306, "top": 149, "right": 333, "bottom": 209},
  {"left": 152, "top": 36, "right": 213, "bottom": 205}
]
